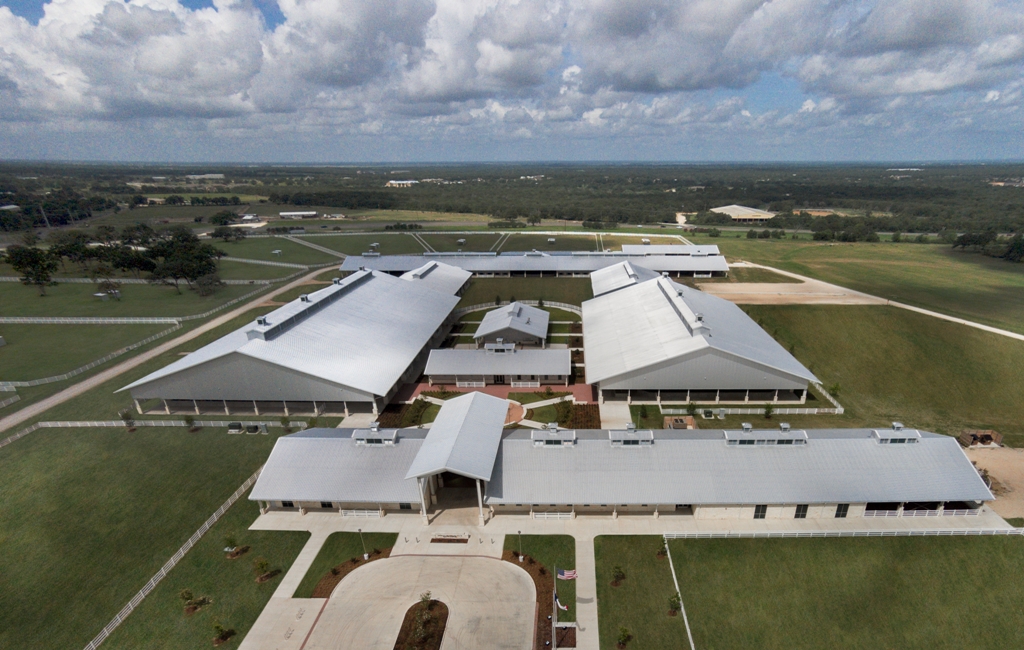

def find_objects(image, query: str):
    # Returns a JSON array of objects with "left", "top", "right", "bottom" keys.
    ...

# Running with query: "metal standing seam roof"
[
  {"left": 582, "top": 275, "right": 818, "bottom": 385},
  {"left": 120, "top": 267, "right": 462, "bottom": 398},
  {"left": 474, "top": 302, "right": 549, "bottom": 341},
  {"left": 590, "top": 260, "right": 662, "bottom": 297},
  {"left": 339, "top": 252, "right": 729, "bottom": 275},
  {"left": 249, "top": 428, "right": 425, "bottom": 503},
  {"left": 425, "top": 348, "right": 571, "bottom": 376},
  {"left": 619, "top": 244, "right": 721, "bottom": 256},
  {"left": 404, "top": 392, "right": 511, "bottom": 481},
  {"left": 486, "top": 429, "right": 994, "bottom": 506},
  {"left": 399, "top": 260, "right": 472, "bottom": 296}
]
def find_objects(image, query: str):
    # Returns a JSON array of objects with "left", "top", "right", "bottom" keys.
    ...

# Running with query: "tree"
[
  {"left": 686, "top": 402, "right": 697, "bottom": 417},
  {"left": 764, "top": 403, "right": 774, "bottom": 419},
  {"left": 1003, "top": 233, "right": 1024, "bottom": 262},
  {"left": 183, "top": 415, "right": 196, "bottom": 431},
  {"left": 827, "top": 383, "right": 841, "bottom": 398},
  {"left": 95, "top": 225, "right": 118, "bottom": 245},
  {"left": 120, "top": 222, "right": 155, "bottom": 247},
  {"left": 891, "top": 232, "right": 902, "bottom": 243},
  {"left": 179, "top": 589, "right": 194, "bottom": 604},
  {"left": 617, "top": 626, "right": 631, "bottom": 647},
  {"left": 195, "top": 273, "right": 223, "bottom": 297},
  {"left": 21, "top": 230, "right": 40, "bottom": 247},
  {"left": 147, "top": 226, "right": 222, "bottom": 293},
  {"left": 119, "top": 408, "right": 135, "bottom": 430},
  {"left": 209, "top": 210, "right": 238, "bottom": 226},
  {"left": 47, "top": 229, "right": 92, "bottom": 272},
  {"left": 612, "top": 566, "right": 626, "bottom": 583},
  {"left": 253, "top": 557, "right": 270, "bottom": 577},
  {"left": 280, "top": 416, "right": 290, "bottom": 432},
  {"left": 6, "top": 245, "right": 59, "bottom": 295},
  {"left": 668, "top": 594, "right": 681, "bottom": 614},
  {"left": 211, "top": 225, "right": 245, "bottom": 242},
  {"left": 91, "top": 263, "right": 121, "bottom": 299},
  {"left": 746, "top": 229, "right": 757, "bottom": 239}
]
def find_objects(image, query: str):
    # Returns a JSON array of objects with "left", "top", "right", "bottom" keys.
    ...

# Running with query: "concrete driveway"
[{"left": 303, "top": 555, "right": 535, "bottom": 650}]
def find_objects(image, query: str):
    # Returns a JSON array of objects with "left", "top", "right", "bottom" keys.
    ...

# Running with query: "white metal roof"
[
  {"left": 404, "top": 392, "right": 510, "bottom": 481},
  {"left": 619, "top": 245, "right": 720, "bottom": 256},
  {"left": 710, "top": 205, "right": 775, "bottom": 219},
  {"left": 399, "top": 260, "right": 472, "bottom": 296},
  {"left": 426, "top": 348, "right": 571, "bottom": 376},
  {"left": 590, "top": 261, "right": 662, "bottom": 297},
  {"left": 474, "top": 302, "right": 549, "bottom": 341},
  {"left": 249, "top": 429, "right": 424, "bottom": 503},
  {"left": 340, "top": 252, "right": 729, "bottom": 275},
  {"left": 582, "top": 276, "right": 818, "bottom": 385},
  {"left": 121, "top": 268, "right": 461, "bottom": 398},
  {"left": 486, "top": 429, "right": 994, "bottom": 505}
]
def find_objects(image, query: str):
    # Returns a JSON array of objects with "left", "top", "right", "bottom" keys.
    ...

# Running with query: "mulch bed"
[
  {"left": 255, "top": 569, "right": 282, "bottom": 583},
  {"left": 555, "top": 626, "right": 577, "bottom": 648},
  {"left": 226, "top": 545, "right": 250, "bottom": 560},
  {"left": 430, "top": 537, "right": 469, "bottom": 544},
  {"left": 392, "top": 599, "right": 449, "bottom": 650},
  {"left": 310, "top": 547, "right": 392, "bottom": 598},
  {"left": 212, "top": 630, "right": 236, "bottom": 646},
  {"left": 503, "top": 550, "right": 557, "bottom": 649},
  {"left": 569, "top": 404, "right": 600, "bottom": 428}
]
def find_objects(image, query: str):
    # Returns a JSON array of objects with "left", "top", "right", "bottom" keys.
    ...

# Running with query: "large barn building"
[
  {"left": 119, "top": 263, "right": 470, "bottom": 416},
  {"left": 583, "top": 265, "right": 818, "bottom": 404},
  {"left": 250, "top": 396, "right": 993, "bottom": 522}
]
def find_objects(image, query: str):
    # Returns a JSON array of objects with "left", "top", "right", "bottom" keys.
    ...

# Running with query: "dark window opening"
[
  {"left": 795, "top": 504, "right": 808, "bottom": 519},
  {"left": 399, "top": 503, "right": 412, "bottom": 510},
  {"left": 866, "top": 502, "right": 900, "bottom": 512},
  {"left": 754, "top": 504, "right": 767, "bottom": 519},
  {"left": 320, "top": 501, "right": 333, "bottom": 509},
  {"left": 835, "top": 504, "right": 849, "bottom": 518},
  {"left": 282, "top": 501, "right": 294, "bottom": 508}
]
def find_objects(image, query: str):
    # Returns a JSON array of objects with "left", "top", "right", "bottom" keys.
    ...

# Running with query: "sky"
[{"left": 0, "top": 0, "right": 1022, "bottom": 163}]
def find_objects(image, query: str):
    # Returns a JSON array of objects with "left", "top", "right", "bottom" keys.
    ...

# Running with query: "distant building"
[
  {"left": 473, "top": 302, "right": 549, "bottom": 348},
  {"left": 386, "top": 180, "right": 419, "bottom": 188},
  {"left": 186, "top": 173, "right": 225, "bottom": 180},
  {"left": 279, "top": 211, "right": 318, "bottom": 219},
  {"left": 710, "top": 204, "right": 776, "bottom": 223},
  {"left": 0, "top": 205, "right": 20, "bottom": 211},
  {"left": 146, "top": 197, "right": 166, "bottom": 205},
  {"left": 425, "top": 346, "right": 571, "bottom": 387}
]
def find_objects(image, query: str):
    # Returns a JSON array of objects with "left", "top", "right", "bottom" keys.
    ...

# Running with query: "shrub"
[
  {"left": 827, "top": 383, "right": 841, "bottom": 398},
  {"left": 179, "top": 588, "right": 194, "bottom": 603},
  {"left": 224, "top": 534, "right": 237, "bottom": 549},
  {"left": 617, "top": 626, "right": 631, "bottom": 646},
  {"left": 253, "top": 557, "right": 270, "bottom": 576},
  {"left": 280, "top": 416, "right": 290, "bottom": 432},
  {"left": 307, "top": 416, "right": 319, "bottom": 429},
  {"left": 612, "top": 566, "right": 626, "bottom": 582},
  {"left": 183, "top": 414, "right": 195, "bottom": 430},
  {"left": 669, "top": 594, "right": 681, "bottom": 613},
  {"left": 119, "top": 408, "right": 135, "bottom": 429},
  {"left": 686, "top": 402, "right": 697, "bottom": 417},
  {"left": 764, "top": 403, "right": 774, "bottom": 419}
]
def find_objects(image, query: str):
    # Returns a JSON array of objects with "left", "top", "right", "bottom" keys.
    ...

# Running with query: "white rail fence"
[
  {"left": 0, "top": 324, "right": 183, "bottom": 388},
  {"left": 0, "top": 276, "right": 271, "bottom": 285},
  {"left": 82, "top": 467, "right": 263, "bottom": 650},
  {"left": 0, "top": 394, "right": 21, "bottom": 409}
]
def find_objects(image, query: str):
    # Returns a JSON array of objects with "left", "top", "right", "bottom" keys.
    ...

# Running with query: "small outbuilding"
[
  {"left": 425, "top": 346, "right": 571, "bottom": 387},
  {"left": 473, "top": 302, "right": 549, "bottom": 347}
]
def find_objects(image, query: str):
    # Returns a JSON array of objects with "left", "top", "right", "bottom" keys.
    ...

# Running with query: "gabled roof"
[
  {"left": 339, "top": 252, "right": 729, "bottom": 275},
  {"left": 474, "top": 302, "right": 549, "bottom": 341},
  {"left": 582, "top": 276, "right": 818, "bottom": 385},
  {"left": 120, "top": 268, "right": 461, "bottom": 398},
  {"left": 620, "top": 244, "right": 720, "bottom": 256},
  {"left": 710, "top": 204, "right": 775, "bottom": 219},
  {"left": 426, "top": 348, "right": 571, "bottom": 376},
  {"left": 404, "top": 392, "right": 510, "bottom": 481},
  {"left": 590, "top": 261, "right": 662, "bottom": 297},
  {"left": 399, "top": 260, "right": 471, "bottom": 296}
]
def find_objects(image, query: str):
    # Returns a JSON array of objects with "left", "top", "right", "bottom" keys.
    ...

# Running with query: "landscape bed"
[{"left": 293, "top": 531, "right": 399, "bottom": 598}]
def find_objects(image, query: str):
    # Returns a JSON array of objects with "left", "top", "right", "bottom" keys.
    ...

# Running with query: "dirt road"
[
  {"left": 967, "top": 447, "right": 1024, "bottom": 518},
  {"left": 0, "top": 268, "right": 332, "bottom": 435}
]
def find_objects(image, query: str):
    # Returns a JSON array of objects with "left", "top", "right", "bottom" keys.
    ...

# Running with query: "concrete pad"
[
  {"left": 599, "top": 402, "right": 633, "bottom": 429},
  {"left": 238, "top": 598, "right": 326, "bottom": 650},
  {"left": 299, "top": 556, "right": 535, "bottom": 650},
  {"left": 338, "top": 412, "right": 377, "bottom": 428}
]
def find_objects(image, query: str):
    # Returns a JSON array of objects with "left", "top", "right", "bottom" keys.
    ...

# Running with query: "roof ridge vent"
[
  {"left": 892, "top": 422, "right": 904, "bottom": 431},
  {"left": 742, "top": 422, "right": 753, "bottom": 432},
  {"left": 246, "top": 270, "right": 372, "bottom": 341}
]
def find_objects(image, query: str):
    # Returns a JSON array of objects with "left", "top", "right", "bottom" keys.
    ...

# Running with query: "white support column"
[
  {"left": 418, "top": 477, "right": 429, "bottom": 523},
  {"left": 223, "top": 400, "right": 230, "bottom": 415},
  {"left": 715, "top": 390, "right": 720, "bottom": 404},
  {"left": 134, "top": 398, "right": 143, "bottom": 415},
  {"left": 744, "top": 390, "right": 749, "bottom": 403},
  {"left": 253, "top": 400, "right": 260, "bottom": 415},
  {"left": 283, "top": 401, "right": 289, "bottom": 416},
  {"left": 773, "top": 389, "right": 779, "bottom": 404},
  {"left": 657, "top": 390, "right": 662, "bottom": 407},
  {"left": 163, "top": 399, "right": 170, "bottom": 415},
  {"left": 627, "top": 390, "right": 632, "bottom": 405},
  {"left": 599, "top": 388, "right": 604, "bottom": 404},
  {"left": 372, "top": 398, "right": 379, "bottom": 416},
  {"left": 800, "top": 390, "right": 807, "bottom": 404},
  {"left": 193, "top": 400, "right": 200, "bottom": 415},
  {"left": 685, "top": 390, "right": 690, "bottom": 403},
  {"left": 476, "top": 478, "right": 485, "bottom": 525},
  {"left": 429, "top": 474, "right": 437, "bottom": 505}
]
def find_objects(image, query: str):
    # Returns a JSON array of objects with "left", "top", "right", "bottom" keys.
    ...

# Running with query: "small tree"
[
  {"left": 119, "top": 408, "right": 135, "bottom": 430},
  {"left": 537, "top": 298, "right": 544, "bottom": 307},
  {"left": 420, "top": 590, "right": 432, "bottom": 609},
  {"left": 686, "top": 402, "right": 697, "bottom": 417},
  {"left": 280, "top": 415, "right": 290, "bottom": 432},
  {"left": 669, "top": 594, "right": 681, "bottom": 614},
  {"left": 307, "top": 415, "right": 319, "bottom": 429},
  {"left": 828, "top": 383, "right": 841, "bottom": 398},
  {"left": 495, "top": 295, "right": 501, "bottom": 305},
  {"left": 764, "top": 403, "right": 774, "bottom": 419},
  {"left": 6, "top": 245, "right": 59, "bottom": 295},
  {"left": 253, "top": 557, "right": 270, "bottom": 577},
  {"left": 179, "top": 588, "right": 194, "bottom": 604},
  {"left": 224, "top": 534, "right": 237, "bottom": 549},
  {"left": 638, "top": 404, "right": 648, "bottom": 420},
  {"left": 617, "top": 626, "right": 631, "bottom": 647},
  {"left": 891, "top": 232, "right": 902, "bottom": 243},
  {"left": 612, "top": 565, "right": 625, "bottom": 583}
]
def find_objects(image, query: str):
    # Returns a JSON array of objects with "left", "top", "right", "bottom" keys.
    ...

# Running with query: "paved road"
[{"left": 0, "top": 268, "right": 332, "bottom": 435}]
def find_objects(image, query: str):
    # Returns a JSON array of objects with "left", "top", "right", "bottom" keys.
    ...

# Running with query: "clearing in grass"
[{"left": 669, "top": 536, "right": 1024, "bottom": 650}]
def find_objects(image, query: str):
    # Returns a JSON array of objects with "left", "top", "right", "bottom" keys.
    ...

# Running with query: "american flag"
[{"left": 557, "top": 568, "right": 577, "bottom": 580}]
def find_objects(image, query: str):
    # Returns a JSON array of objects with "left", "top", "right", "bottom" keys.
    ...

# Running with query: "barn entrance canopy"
[{"left": 404, "top": 392, "right": 510, "bottom": 523}]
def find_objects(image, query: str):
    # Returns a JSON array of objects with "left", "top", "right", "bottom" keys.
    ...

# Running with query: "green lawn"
[
  {"left": 0, "top": 323, "right": 167, "bottom": 381},
  {"left": 502, "top": 234, "right": 600, "bottom": 252},
  {"left": 102, "top": 498, "right": 308, "bottom": 650},
  {"left": 504, "top": 534, "right": 576, "bottom": 622},
  {"left": 420, "top": 233, "right": 502, "bottom": 252},
  {"left": 212, "top": 237, "right": 339, "bottom": 265},
  {"left": 215, "top": 260, "right": 299, "bottom": 281},
  {"left": 687, "top": 236, "right": 1024, "bottom": 334},
  {"left": 595, "top": 536, "right": 683, "bottom": 650},
  {"left": 0, "top": 425, "right": 284, "bottom": 649},
  {"left": 745, "top": 305, "right": 1024, "bottom": 444},
  {"left": 307, "top": 233, "right": 427, "bottom": 256},
  {"left": 90, "top": 205, "right": 234, "bottom": 228},
  {"left": 700, "top": 266, "right": 799, "bottom": 283},
  {"left": 669, "top": 537, "right": 1024, "bottom": 650},
  {"left": 598, "top": 234, "right": 685, "bottom": 249},
  {"left": 293, "top": 532, "right": 400, "bottom": 598},
  {"left": 0, "top": 280, "right": 260, "bottom": 318},
  {"left": 457, "top": 278, "right": 594, "bottom": 307},
  {"left": 526, "top": 405, "right": 558, "bottom": 423}
]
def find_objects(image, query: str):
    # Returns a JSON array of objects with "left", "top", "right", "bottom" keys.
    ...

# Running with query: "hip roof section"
[
  {"left": 404, "top": 392, "right": 510, "bottom": 481},
  {"left": 474, "top": 302, "right": 549, "bottom": 341},
  {"left": 426, "top": 348, "right": 571, "bottom": 376}
]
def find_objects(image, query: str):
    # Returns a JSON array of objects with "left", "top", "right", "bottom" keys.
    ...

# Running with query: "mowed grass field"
[
  {"left": 744, "top": 305, "right": 1024, "bottom": 443},
  {"left": 687, "top": 236, "right": 1024, "bottom": 334},
  {"left": 420, "top": 232, "right": 502, "bottom": 251},
  {"left": 293, "top": 532, "right": 400, "bottom": 598},
  {"left": 595, "top": 536, "right": 684, "bottom": 649},
  {"left": 102, "top": 497, "right": 308, "bottom": 650},
  {"left": 307, "top": 233, "right": 426, "bottom": 255},
  {"left": 0, "top": 323, "right": 168, "bottom": 380},
  {"left": 669, "top": 537, "right": 1024, "bottom": 649},
  {"left": 0, "top": 281, "right": 259, "bottom": 318},
  {"left": 0, "top": 425, "right": 283, "bottom": 649},
  {"left": 211, "top": 237, "right": 340, "bottom": 265},
  {"left": 457, "top": 277, "right": 594, "bottom": 307},
  {"left": 502, "top": 233, "right": 600, "bottom": 251},
  {"left": 503, "top": 534, "right": 576, "bottom": 622}
]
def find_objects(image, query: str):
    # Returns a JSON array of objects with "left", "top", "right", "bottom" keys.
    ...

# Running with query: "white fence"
[
  {"left": 533, "top": 511, "right": 573, "bottom": 519},
  {"left": 0, "top": 394, "right": 21, "bottom": 409},
  {"left": 0, "top": 276, "right": 271, "bottom": 285},
  {"left": 1, "top": 324, "right": 182, "bottom": 388},
  {"left": 661, "top": 406, "right": 841, "bottom": 416},
  {"left": 82, "top": 467, "right": 263, "bottom": 650},
  {"left": 511, "top": 381, "right": 540, "bottom": 388},
  {"left": 664, "top": 528, "right": 1022, "bottom": 539},
  {"left": 456, "top": 381, "right": 486, "bottom": 388},
  {"left": 864, "top": 510, "right": 901, "bottom": 517},
  {"left": 341, "top": 509, "right": 382, "bottom": 518}
]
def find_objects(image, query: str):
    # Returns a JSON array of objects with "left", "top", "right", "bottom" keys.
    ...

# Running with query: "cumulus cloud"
[{"left": 0, "top": 0, "right": 1021, "bottom": 159}]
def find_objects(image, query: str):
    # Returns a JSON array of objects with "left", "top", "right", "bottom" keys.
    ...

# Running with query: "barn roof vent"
[
  {"left": 742, "top": 422, "right": 753, "bottom": 432},
  {"left": 299, "top": 294, "right": 310, "bottom": 302},
  {"left": 892, "top": 422, "right": 904, "bottom": 431},
  {"left": 332, "top": 277, "right": 342, "bottom": 285},
  {"left": 780, "top": 422, "right": 791, "bottom": 432}
]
